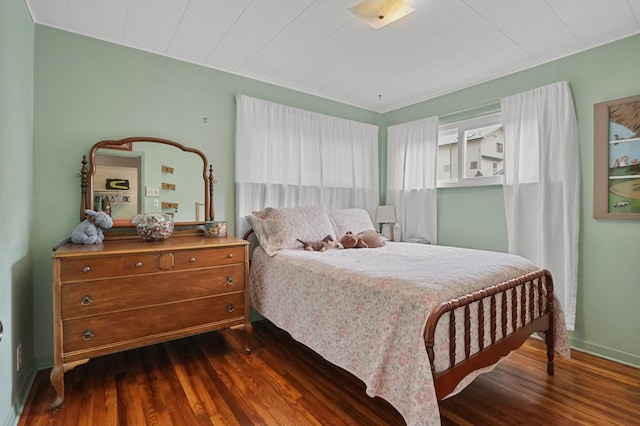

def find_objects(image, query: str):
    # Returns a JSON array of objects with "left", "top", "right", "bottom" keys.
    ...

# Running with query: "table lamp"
[{"left": 376, "top": 205, "right": 397, "bottom": 241}]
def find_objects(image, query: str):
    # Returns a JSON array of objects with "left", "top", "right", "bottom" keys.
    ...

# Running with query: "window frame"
[{"left": 437, "top": 112, "right": 504, "bottom": 188}]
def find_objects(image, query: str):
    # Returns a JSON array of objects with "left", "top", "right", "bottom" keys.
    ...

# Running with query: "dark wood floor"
[{"left": 20, "top": 320, "right": 640, "bottom": 425}]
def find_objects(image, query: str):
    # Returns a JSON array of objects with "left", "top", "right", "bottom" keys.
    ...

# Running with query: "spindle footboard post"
[{"left": 424, "top": 269, "right": 556, "bottom": 400}]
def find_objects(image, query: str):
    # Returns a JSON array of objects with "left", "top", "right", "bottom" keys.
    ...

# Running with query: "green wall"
[
  {"left": 0, "top": 0, "right": 35, "bottom": 425},
  {"left": 437, "top": 185, "right": 507, "bottom": 251},
  {"left": 29, "top": 22, "right": 640, "bottom": 390},
  {"left": 32, "top": 25, "right": 379, "bottom": 366},
  {"left": 385, "top": 34, "right": 640, "bottom": 365}
]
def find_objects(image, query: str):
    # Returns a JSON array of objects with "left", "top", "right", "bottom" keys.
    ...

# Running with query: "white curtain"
[
  {"left": 500, "top": 81, "right": 580, "bottom": 330},
  {"left": 235, "top": 95, "right": 379, "bottom": 237},
  {"left": 386, "top": 116, "right": 439, "bottom": 243}
]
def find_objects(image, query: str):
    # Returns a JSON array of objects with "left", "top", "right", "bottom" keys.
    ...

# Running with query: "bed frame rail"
[{"left": 423, "top": 269, "right": 555, "bottom": 400}]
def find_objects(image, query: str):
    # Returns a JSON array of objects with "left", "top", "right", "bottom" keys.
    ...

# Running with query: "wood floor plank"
[
  {"left": 19, "top": 320, "right": 640, "bottom": 425},
  {"left": 256, "top": 322, "right": 403, "bottom": 425}
]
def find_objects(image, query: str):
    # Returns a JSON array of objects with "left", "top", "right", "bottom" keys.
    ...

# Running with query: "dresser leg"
[
  {"left": 50, "top": 364, "right": 64, "bottom": 408},
  {"left": 244, "top": 322, "right": 253, "bottom": 354}
]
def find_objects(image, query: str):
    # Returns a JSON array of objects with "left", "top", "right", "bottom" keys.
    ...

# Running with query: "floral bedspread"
[{"left": 249, "top": 242, "right": 570, "bottom": 425}]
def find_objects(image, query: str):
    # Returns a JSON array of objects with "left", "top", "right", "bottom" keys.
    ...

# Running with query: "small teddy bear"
[
  {"left": 339, "top": 230, "right": 384, "bottom": 249},
  {"left": 71, "top": 209, "right": 113, "bottom": 244},
  {"left": 297, "top": 235, "right": 335, "bottom": 252}
]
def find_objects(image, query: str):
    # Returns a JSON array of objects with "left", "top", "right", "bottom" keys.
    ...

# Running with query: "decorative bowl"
[
  {"left": 204, "top": 221, "right": 228, "bottom": 238},
  {"left": 132, "top": 212, "right": 174, "bottom": 241}
]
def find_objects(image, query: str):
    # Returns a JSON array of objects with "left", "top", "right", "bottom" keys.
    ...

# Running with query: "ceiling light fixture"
[{"left": 349, "top": 0, "right": 415, "bottom": 29}]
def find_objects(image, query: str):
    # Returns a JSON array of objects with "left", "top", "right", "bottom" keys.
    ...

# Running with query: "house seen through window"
[{"left": 437, "top": 112, "right": 504, "bottom": 187}]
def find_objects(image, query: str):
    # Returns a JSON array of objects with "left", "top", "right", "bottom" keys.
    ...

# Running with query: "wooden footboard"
[{"left": 423, "top": 269, "right": 555, "bottom": 401}]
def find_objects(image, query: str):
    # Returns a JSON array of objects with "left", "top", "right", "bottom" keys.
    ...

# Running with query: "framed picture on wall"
[{"left": 594, "top": 94, "right": 640, "bottom": 219}]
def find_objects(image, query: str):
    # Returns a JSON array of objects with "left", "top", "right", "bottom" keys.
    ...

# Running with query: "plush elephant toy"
[
  {"left": 71, "top": 209, "right": 113, "bottom": 244},
  {"left": 339, "top": 230, "right": 384, "bottom": 249}
]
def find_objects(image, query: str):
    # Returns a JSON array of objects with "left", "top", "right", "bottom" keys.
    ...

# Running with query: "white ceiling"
[{"left": 25, "top": 0, "right": 640, "bottom": 113}]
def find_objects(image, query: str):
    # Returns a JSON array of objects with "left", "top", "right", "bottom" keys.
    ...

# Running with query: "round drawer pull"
[
  {"left": 135, "top": 262, "right": 143, "bottom": 268},
  {"left": 189, "top": 257, "right": 196, "bottom": 263},
  {"left": 227, "top": 253, "right": 234, "bottom": 259},
  {"left": 80, "top": 295, "right": 93, "bottom": 306},
  {"left": 227, "top": 304, "right": 235, "bottom": 313},
  {"left": 82, "top": 266, "right": 91, "bottom": 273},
  {"left": 226, "top": 276, "right": 234, "bottom": 285},
  {"left": 82, "top": 330, "right": 94, "bottom": 341}
]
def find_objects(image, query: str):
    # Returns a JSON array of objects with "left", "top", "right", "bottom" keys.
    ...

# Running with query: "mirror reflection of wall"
[{"left": 140, "top": 143, "right": 204, "bottom": 222}]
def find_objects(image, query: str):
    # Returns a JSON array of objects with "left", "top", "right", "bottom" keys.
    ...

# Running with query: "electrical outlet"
[{"left": 16, "top": 343, "right": 22, "bottom": 372}]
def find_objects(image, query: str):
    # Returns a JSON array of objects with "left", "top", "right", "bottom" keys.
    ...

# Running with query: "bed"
[{"left": 243, "top": 205, "right": 570, "bottom": 425}]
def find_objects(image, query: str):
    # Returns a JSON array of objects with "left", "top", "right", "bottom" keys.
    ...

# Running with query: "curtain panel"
[
  {"left": 500, "top": 81, "right": 580, "bottom": 330},
  {"left": 235, "top": 95, "right": 379, "bottom": 237},
  {"left": 386, "top": 116, "right": 439, "bottom": 243}
]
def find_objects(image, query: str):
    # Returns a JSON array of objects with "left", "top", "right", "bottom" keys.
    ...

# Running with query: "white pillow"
[
  {"left": 329, "top": 208, "right": 375, "bottom": 238},
  {"left": 248, "top": 205, "right": 335, "bottom": 256},
  {"left": 245, "top": 213, "right": 267, "bottom": 251}
]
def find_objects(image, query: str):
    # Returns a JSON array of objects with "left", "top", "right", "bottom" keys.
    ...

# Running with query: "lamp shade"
[
  {"left": 349, "top": 0, "right": 415, "bottom": 29},
  {"left": 376, "top": 205, "right": 397, "bottom": 223}
]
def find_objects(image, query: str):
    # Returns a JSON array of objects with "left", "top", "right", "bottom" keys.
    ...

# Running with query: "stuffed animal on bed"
[
  {"left": 71, "top": 209, "right": 113, "bottom": 244},
  {"left": 297, "top": 235, "right": 335, "bottom": 252},
  {"left": 339, "top": 230, "right": 384, "bottom": 249}
]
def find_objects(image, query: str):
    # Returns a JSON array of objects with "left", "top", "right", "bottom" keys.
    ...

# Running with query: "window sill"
[{"left": 437, "top": 176, "right": 504, "bottom": 189}]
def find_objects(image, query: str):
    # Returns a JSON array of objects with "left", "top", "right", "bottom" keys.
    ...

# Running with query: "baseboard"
[
  {"left": 35, "top": 357, "right": 53, "bottom": 371},
  {"left": 249, "top": 308, "right": 265, "bottom": 322},
  {"left": 568, "top": 336, "right": 640, "bottom": 368},
  {"left": 2, "top": 368, "right": 36, "bottom": 426},
  {"left": 0, "top": 406, "right": 16, "bottom": 426}
]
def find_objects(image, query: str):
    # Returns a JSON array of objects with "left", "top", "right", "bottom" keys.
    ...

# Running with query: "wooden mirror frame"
[{"left": 80, "top": 136, "right": 215, "bottom": 227}]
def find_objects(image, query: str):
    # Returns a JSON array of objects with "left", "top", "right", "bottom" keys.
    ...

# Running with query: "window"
[
  {"left": 437, "top": 127, "right": 459, "bottom": 181},
  {"left": 437, "top": 112, "right": 504, "bottom": 187}
]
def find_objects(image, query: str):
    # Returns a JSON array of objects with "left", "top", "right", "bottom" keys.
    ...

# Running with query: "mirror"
[{"left": 80, "top": 136, "right": 215, "bottom": 228}]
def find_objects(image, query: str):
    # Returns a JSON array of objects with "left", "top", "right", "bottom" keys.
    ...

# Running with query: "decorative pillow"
[
  {"left": 251, "top": 209, "right": 268, "bottom": 220},
  {"left": 329, "top": 208, "right": 376, "bottom": 238},
  {"left": 251, "top": 205, "right": 335, "bottom": 256},
  {"left": 245, "top": 213, "right": 267, "bottom": 250}
]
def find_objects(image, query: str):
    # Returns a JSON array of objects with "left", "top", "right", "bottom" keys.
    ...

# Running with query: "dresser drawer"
[
  {"left": 60, "top": 253, "right": 161, "bottom": 281},
  {"left": 62, "top": 293, "right": 245, "bottom": 353},
  {"left": 173, "top": 246, "right": 245, "bottom": 269},
  {"left": 61, "top": 264, "right": 245, "bottom": 318}
]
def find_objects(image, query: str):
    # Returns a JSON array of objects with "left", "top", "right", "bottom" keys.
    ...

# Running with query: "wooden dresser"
[{"left": 50, "top": 235, "right": 250, "bottom": 408}]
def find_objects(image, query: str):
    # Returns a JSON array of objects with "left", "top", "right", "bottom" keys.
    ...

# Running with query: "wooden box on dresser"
[{"left": 50, "top": 234, "right": 251, "bottom": 408}]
